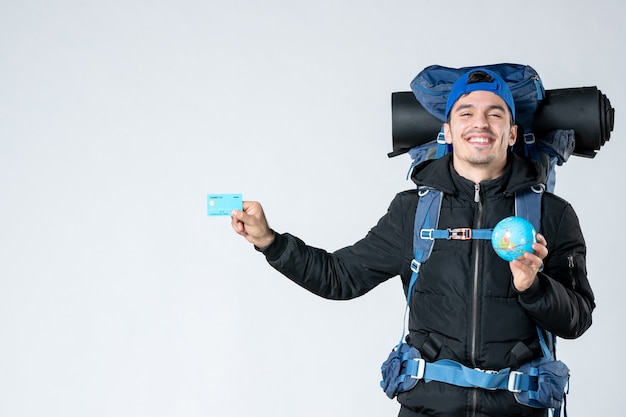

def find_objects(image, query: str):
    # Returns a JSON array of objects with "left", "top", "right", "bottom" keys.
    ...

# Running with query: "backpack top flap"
[{"left": 410, "top": 63, "right": 545, "bottom": 131}]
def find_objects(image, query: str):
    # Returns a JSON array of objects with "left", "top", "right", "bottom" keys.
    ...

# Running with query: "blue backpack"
[{"left": 380, "top": 64, "right": 571, "bottom": 415}]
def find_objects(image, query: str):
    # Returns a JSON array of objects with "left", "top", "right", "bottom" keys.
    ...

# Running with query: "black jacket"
[{"left": 261, "top": 153, "right": 594, "bottom": 416}]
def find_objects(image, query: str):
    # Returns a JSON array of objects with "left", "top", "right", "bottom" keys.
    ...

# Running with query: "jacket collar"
[{"left": 409, "top": 152, "right": 546, "bottom": 198}]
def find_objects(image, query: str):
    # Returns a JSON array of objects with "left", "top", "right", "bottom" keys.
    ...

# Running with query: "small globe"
[{"left": 491, "top": 216, "right": 537, "bottom": 262}]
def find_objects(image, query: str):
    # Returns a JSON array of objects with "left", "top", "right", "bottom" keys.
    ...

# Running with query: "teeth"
[{"left": 468, "top": 137, "right": 490, "bottom": 143}]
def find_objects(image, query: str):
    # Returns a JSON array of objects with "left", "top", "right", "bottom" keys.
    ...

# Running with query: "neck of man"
[{"left": 451, "top": 156, "right": 507, "bottom": 184}]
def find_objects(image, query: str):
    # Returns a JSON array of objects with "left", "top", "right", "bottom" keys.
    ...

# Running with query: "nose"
[{"left": 472, "top": 113, "right": 489, "bottom": 129}]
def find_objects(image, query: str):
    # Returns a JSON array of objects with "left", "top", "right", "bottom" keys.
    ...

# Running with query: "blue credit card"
[{"left": 207, "top": 194, "right": 243, "bottom": 216}]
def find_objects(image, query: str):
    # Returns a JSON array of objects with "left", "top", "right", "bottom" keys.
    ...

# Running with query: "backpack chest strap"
[{"left": 420, "top": 227, "right": 492, "bottom": 241}]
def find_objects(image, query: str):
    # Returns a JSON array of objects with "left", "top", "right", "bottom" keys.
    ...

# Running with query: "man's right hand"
[{"left": 230, "top": 201, "right": 275, "bottom": 250}]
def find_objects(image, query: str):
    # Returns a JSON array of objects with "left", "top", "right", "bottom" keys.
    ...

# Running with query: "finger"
[
  {"left": 230, "top": 211, "right": 247, "bottom": 235},
  {"left": 230, "top": 218, "right": 242, "bottom": 234},
  {"left": 242, "top": 200, "right": 255, "bottom": 211},
  {"left": 531, "top": 242, "right": 548, "bottom": 260},
  {"left": 521, "top": 250, "right": 539, "bottom": 263},
  {"left": 535, "top": 233, "right": 547, "bottom": 246},
  {"left": 519, "top": 251, "right": 544, "bottom": 272},
  {"left": 231, "top": 207, "right": 252, "bottom": 225},
  {"left": 242, "top": 200, "right": 262, "bottom": 216}
]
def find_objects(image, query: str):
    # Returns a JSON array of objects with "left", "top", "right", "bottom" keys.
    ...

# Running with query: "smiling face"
[{"left": 443, "top": 90, "right": 518, "bottom": 183}]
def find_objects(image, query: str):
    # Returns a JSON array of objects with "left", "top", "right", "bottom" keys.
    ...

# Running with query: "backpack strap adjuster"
[
  {"left": 448, "top": 228, "right": 472, "bottom": 240},
  {"left": 507, "top": 371, "right": 524, "bottom": 393},
  {"left": 408, "top": 358, "right": 426, "bottom": 380},
  {"left": 419, "top": 229, "right": 435, "bottom": 240},
  {"left": 420, "top": 228, "right": 472, "bottom": 240},
  {"left": 410, "top": 259, "right": 421, "bottom": 273}
]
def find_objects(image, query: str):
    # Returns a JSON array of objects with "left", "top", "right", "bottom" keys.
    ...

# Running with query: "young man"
[{"left": 231, "top": 69, "right": 595, "bottom": 416}]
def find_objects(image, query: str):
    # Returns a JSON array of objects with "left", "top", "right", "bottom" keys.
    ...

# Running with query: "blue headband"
[{"left": 445, "top": 69, "right": 516, "bottom": 122}]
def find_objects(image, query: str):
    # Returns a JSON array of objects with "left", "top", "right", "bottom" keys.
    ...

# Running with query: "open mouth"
[{"left": 466, "top": 136, "right": 494, "bottom": 145}]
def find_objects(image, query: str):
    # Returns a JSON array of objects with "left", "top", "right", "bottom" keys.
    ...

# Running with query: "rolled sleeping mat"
[
  {"left": 532, "top": 87, "right": 615, "bottom": 158},
  {"left": 389, "top": 87, "right": 615, "bottom": 158},
  {"left": 389, "top": 91, "right": 442, "bottom": 157}
]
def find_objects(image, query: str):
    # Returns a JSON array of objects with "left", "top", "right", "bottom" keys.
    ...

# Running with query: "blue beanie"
[{"left": 445, "top": 69, "right": 515, "bottom": 122}]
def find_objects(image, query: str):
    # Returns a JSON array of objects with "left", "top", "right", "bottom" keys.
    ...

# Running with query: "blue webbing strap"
[
  {"left": 515, "top": 185, "right": 544, "bottom": 234},
  {"left": 399, "top": 326, "right": 555, "bottom": 393},
  {"left": 412, "top": 188, "right": 444, "bottom": 264},
  {"left": 421, "top": 228, "right": 492, "bottom": 240},
  {"left": 403, "top": 358, "right": 525, "bottom": 391},
  {"left": 435, "top": 129, "right": 451, "bottom": 159},
  {"left": 516, "top": 185, "right": 562, "bottom": 404},
  {"left": 397, "top": 188, "right": 443, "bottom": 347}
]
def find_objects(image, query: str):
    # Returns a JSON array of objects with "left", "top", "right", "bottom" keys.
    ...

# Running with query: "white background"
[{"left": 1, "top": 0, "right": 624, "bottom": 416}]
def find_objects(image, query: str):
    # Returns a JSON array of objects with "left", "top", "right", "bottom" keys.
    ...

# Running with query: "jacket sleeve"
[
  {"left": 517, "top": 200, "right": 595, "bottom": 339},
  {"left": 258, "top": 193, "right": 411, "bottom": 300}
]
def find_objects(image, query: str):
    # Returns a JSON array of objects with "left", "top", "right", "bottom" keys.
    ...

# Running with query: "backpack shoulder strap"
[
  {"left": 412, "top": 187, "right": 444, "bottom": 269},
  {"left": 515, "top": 187, "right": 560, "bottom": 365},
  {"left": 394, "top": 187, "right": 443, "bottom": 347},
  {"left": 514, "top": 184, "right": 544, "bottom": 234}
]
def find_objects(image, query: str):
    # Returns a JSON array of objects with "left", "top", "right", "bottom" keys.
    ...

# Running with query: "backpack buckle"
[
  {"left": 507, "top": 371, "right": 524, "bottom": 393},
  {"left": 420, "top": 229, "right": 435, "bottom": 240},
  {"left": 448, "top": 228, "right": 472, "bottom": 240},
  {"left": 410, "top": 259, "right": 421, "bottom": 273},
  {"left": 408, "top": 358, "right": 426, "bottom": 380}
]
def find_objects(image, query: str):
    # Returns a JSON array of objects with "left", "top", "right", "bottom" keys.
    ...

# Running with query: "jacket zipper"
[
  {"left": 470, "top": 183, "right": 482, "bottom": 417},
  {"left": 568, "top": 254, "right": 577, "bottom": 290},
  {"left": 471, "top": 183, "right": 481, "bottom": 365}
]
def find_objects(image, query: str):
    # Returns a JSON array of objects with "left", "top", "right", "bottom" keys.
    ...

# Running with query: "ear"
[
  {"left": 443, "top": 123, "right": 453, "bottom": 144},
  {"left": 508, "top": 124, "right": 518, "bottom": 146}
]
